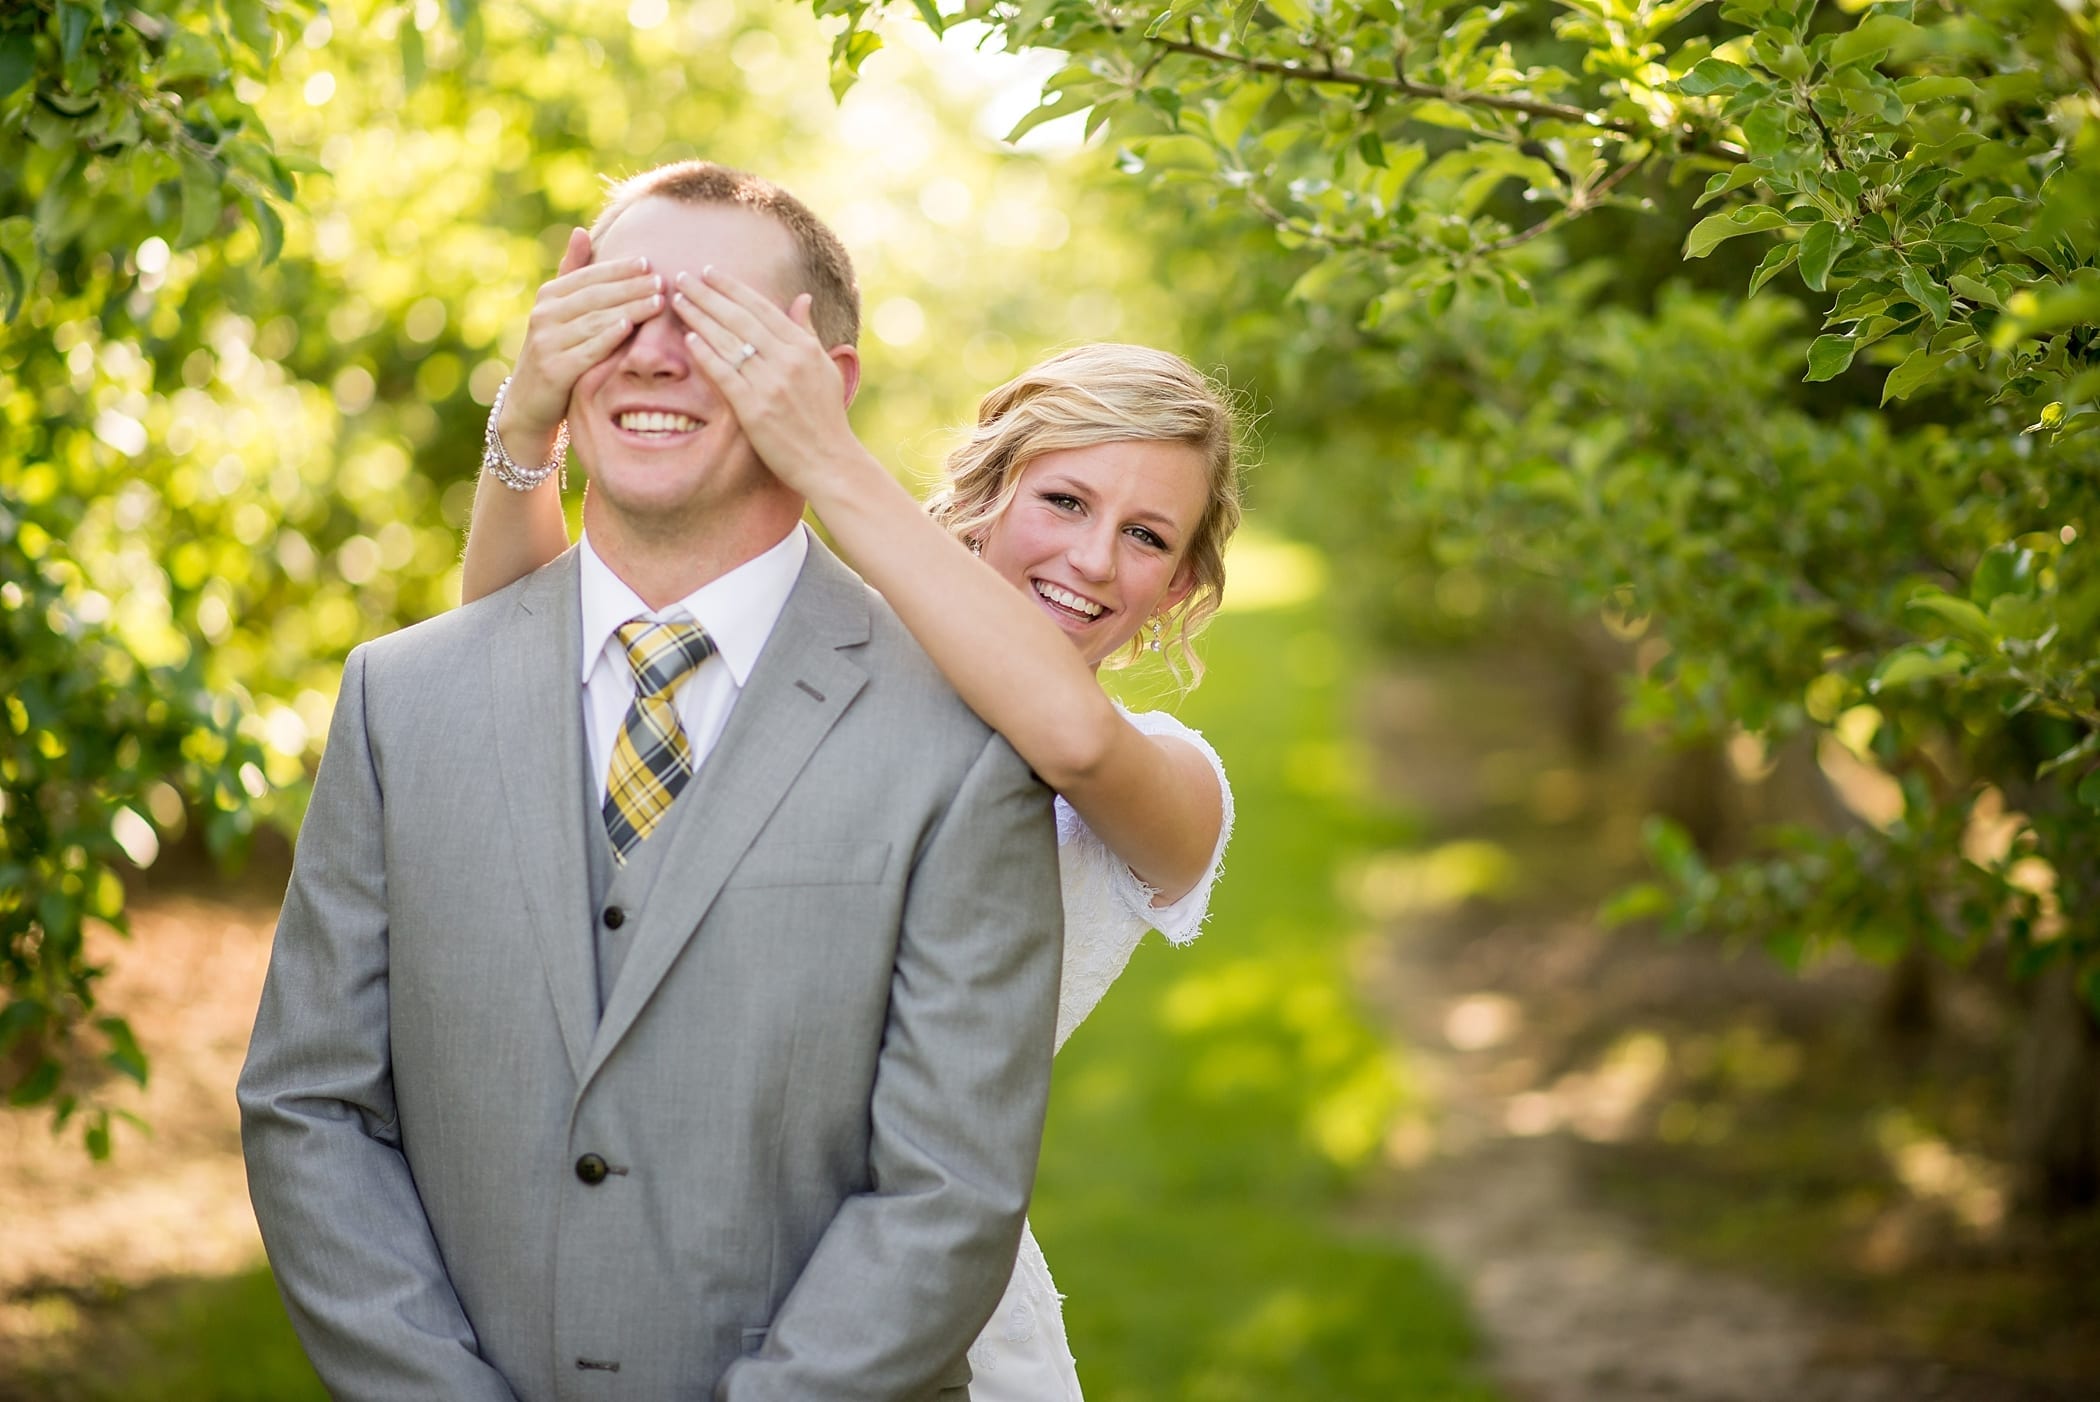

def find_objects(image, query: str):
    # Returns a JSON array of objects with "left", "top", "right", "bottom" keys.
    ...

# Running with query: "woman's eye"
[
  {"left": 1127, "top": 526, "right": 1168, "bottom": 549},
  {"left": 1045, "top": 493, "right": 1082, "bottom": 511}
]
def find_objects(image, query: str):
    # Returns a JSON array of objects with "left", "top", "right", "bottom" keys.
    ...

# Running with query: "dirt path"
[
  {"left": 1349, "top": 660, "right": 2068, "bottom": 1402},
  {"left": 0, "top": 897, "right": 275, "bottom": 1357}
]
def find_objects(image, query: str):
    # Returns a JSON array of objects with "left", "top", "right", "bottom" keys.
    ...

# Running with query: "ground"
[{"left": 1351, "top": 649, "right": 2099, "bottom": 1402}]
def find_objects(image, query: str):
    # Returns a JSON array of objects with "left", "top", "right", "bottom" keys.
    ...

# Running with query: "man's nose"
[{"left": 621, "top": 308, "right": 689, "bottom": 376}]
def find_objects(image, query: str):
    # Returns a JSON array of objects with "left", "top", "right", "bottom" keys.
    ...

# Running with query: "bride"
[{"left": 460, "top": 246, "right": 1241, "bottom": 1400}]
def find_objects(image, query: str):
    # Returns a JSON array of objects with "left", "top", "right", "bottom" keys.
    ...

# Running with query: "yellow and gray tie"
[{"left": 603, "top": 619, "right": 716, "bottom": 864}]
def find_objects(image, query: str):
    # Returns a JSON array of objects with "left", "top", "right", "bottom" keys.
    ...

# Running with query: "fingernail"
[
  {"left": 650, "top": 293, "right": 663, "bottom": 309},
  {"left": 635, "top": 257, "right": 651, "bottom": 271}
]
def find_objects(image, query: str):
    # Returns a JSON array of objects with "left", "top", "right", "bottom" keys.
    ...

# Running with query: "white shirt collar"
[{"left": 577, "top": 525, "right": 809, "bottom": 687}]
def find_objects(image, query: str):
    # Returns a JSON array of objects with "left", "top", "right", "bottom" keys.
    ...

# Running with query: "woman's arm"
[
  {"left": 460, "top": 230, "right": 661, "bottom": 604},
  {"left": 674, "top": 271, "right": 1223, "bottom": 901}
]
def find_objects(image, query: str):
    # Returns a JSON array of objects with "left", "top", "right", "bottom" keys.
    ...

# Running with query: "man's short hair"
[{"left": 591, "top": 160, "right": 860, "bottom": 349}]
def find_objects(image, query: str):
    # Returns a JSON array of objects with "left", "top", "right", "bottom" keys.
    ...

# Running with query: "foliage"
[
  {"left": 2, "top": 0, "right": 307, "bottom": 1153},
  {"left": 818, "top": 1, "right": 2100, "bottom": 1028}
]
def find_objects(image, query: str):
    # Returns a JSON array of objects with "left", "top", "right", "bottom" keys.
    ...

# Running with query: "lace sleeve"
[{"left": 1113, "top": 707, "right": 1234, "bottom": 947}]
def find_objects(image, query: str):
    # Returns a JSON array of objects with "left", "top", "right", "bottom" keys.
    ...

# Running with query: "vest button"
[
  {"left": 602, "top": 906, "right": 625, "bottom": 929},
  {"left": 575, "top": 1153, "right": 609, "bottom": 1186}
]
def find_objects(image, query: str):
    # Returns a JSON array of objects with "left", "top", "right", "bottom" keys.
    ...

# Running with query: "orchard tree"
[
  {"left": 2, "top": 0, "right": 305, "bottom": 1157},
  {"left": 815, "top": 0, "right": 2100, "bottom": 1207}
]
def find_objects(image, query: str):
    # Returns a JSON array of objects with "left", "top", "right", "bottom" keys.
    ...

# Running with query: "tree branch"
[
  {"left": 1147, "top": 33, "right": 1647, "bottom": 135},
  {"left": 1478, "top": 151, "right": 1653, "bottom": 254}
]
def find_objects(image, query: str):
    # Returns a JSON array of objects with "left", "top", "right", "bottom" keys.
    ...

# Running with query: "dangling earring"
[
  {"left": 967, "top": 537, "right": 982, "bottom": 556},
  {"left": 1147, "top": 615, "right": 1164, "bottom": 654}
]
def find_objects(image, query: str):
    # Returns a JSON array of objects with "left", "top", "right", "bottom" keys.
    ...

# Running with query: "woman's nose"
[{"left": 1068, "top": 523, "right": 1117, "bottom": 580}]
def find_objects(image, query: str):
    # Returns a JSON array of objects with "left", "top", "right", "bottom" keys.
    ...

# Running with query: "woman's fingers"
[
  {"left": 547, "top": 271, "right": 661, "bottom": 320},
  {"left": 674, "top": 273, "right": 774, "bottom": 354},
  {"left": 675, "top": 293, "right": 756, "bottom": 368},
  {"left": 697, "top": 266, "right": 809, "bottom": 343}
]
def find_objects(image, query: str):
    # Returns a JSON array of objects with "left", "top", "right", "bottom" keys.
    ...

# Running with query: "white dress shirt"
[{"left": 578, "top": 525, "right": 809, "bottom": 802}]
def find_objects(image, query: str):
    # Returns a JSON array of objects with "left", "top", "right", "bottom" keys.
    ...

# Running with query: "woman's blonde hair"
[{"left": 926, "top": 343, "right": 1245, "bottom": 686}]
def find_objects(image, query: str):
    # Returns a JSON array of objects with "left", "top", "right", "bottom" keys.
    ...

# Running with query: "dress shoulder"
[{"left": 1108, "top": 705, "right": 1234, "bottom": 947}]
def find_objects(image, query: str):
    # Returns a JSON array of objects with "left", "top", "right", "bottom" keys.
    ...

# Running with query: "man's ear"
[{"left": 830, "top": 343, "right": 863, "bottom": 407}]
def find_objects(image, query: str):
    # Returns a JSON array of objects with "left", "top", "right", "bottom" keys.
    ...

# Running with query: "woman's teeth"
[
  {"left": 1035, "top": 581, "right": 1103, "bottom": 618},
  {"left": 618, "top": 411, "right": 699, "bottom": 434}
]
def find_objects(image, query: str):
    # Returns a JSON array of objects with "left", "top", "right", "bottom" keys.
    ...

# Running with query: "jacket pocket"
[
  {"left": 739, "top": 1326, "right": 768, "bottom": 1356},
  {"left": 724, "top": 841, "right": 889, "bottom": 889}
]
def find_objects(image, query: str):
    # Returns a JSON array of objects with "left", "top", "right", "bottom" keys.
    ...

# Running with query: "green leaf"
[
  {"left": 1898, "top": 75, "right": 1979, "bottom": 106},
  {"left": 0, "top": 32, "right": 34, "bottom": 100},
  {"left": 1357, "top": 130, "right": 1386, "bottom": 168},
  {"left": 2038, "top": 730, "right": 2100, "bottom": 779},
  {"left": 1748, "top": 239, "right": 1798, "bottom": 295},
  {"left": 176, "top": 149, "right": 222, "bottom": 249},
  {"left": 1600, "top": 881, "right": 1672, "bottom": 926},
  {"left": 2078, "top": 766, "right": 2100, "bottom": 814},
  {"left": 1899, "top": 265, "right": 1951, "bottom": 325},
  {"left": 224, "top": 0, "right": 275, "bottom": 65},
  {"left": 911, "top": 0, "right": 946, "bottom": 34},
  {"left": 1797, "top": 220, "right": 1842, "bottom": 291},
  {"left": 1266, "top": 0, "right": 1312, "bottom": 28},
  {"left": 1881, "top": 346, "right": 1951, "bottom": 403},
  {"left": 1969, "top": 545, "right": 2036, "bottom": 606},
  {"left": 829, "top": 27, "right": 882, "bottom": 101},
  {"left": 160, "top": 29, "right": 226, "bottom": 84},
  {"left": 1804, "top": 333, "right": 1857, "bottom": 381},
  {"left": 96, "top": 1015, "right": 148, "bottom": 1088},
  {"left": 0, "top": 997, "right": 44, "bottom": 1054},
  {"left": 247, "top": 195, "right": 283, "bottom": 264},
  {"left": 1684, "top": 204, "right": 1789, "bottom": 258},
  {"left": 58, "top": 1, "right": 91, "bottom": 66},
  {"left": 0, "top": 248, "right": 21, "bottom": 325},
  {"left": 1828, "top": 14, "right": 1923, "bottom": 70},
  {"left": 8, "top": 1057, "right": 59, "bottom": 1107},
  {"left": 1696, "top": 160, "right": 1768, "bottom": 209},
  {"left": 1869, "top": 643, "right": 1971, "bottom": 690},
  {"left": 1903, "top": 590, "right": 1997, "bottom": 644},
  {"left": 1677, "top": 58, "right": 1755, "bottom": 96},
  {"left": 1006, "top": 84, "right": 1095, "bottom": 143}
]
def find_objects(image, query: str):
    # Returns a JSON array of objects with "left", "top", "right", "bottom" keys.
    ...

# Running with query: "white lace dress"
[{"left": 965, "top": 708, "right": 1235, "bottom": 1402}]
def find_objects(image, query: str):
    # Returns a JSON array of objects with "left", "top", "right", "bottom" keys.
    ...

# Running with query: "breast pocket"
[{"left": 724, "top": 841, "right": 890, "bottom": 890}]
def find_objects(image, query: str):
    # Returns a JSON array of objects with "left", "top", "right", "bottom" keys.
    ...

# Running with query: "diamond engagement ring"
[{"left": 732, "top": 342, "right": 759, "bottom": 369}]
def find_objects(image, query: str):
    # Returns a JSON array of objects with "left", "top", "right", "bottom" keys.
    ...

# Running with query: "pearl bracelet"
[{"left": 482, "top": 376, "right": 569, "bottom": 492}]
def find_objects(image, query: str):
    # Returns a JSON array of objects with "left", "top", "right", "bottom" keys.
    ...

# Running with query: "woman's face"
[{"left": 976, "top": 439, "right": 1212, "bottom": 668}]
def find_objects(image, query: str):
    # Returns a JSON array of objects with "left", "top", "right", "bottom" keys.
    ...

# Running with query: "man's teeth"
[
  {"left": 617, "top": 411, "right": 699, "bottom": 434},
  {"left": 1035, "top": 582, "right": 1103, "bottom": 618}
]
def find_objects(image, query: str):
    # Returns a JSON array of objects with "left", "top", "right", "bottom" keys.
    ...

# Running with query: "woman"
[{"left": 461, "top": 265, "right": 1242, "bottom": 1400}]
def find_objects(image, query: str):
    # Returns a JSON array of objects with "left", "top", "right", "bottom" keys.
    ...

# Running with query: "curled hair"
[
  {"left": 591, "top": 160, "right": 860, "bottom": 348},
  {"left": 926, "top": 344, "right": 1246, "bottom": 687}
]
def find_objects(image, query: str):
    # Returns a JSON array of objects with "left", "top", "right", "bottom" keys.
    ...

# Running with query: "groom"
[{"left": 238, "top": 162, "right": 1064, "bottom": 1400}]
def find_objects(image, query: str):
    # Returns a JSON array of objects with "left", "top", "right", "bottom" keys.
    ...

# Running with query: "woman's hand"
[
  {"left": 497, "top": 229, "right": 664, "bottom": 459},
  {"left": 671, "top": 266, "right": 866, "bottom": 499}
]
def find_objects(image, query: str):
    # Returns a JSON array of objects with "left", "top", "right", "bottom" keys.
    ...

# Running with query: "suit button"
[
  {"left": 575, "top": 1153, "right": 609, "bottom": 1185},
  {"left": 602, "top": 906, "right": 625, "bottom": 929}
]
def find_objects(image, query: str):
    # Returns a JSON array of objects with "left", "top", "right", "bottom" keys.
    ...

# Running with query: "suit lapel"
[
  {"left": 489, "top": 547, "right": 598, "bottom": 1083},
  {"left": 582, "top": 538, "right": 871, "bottom": 1088}
]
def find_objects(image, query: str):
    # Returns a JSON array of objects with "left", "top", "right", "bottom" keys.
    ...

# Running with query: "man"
[{"left": 238, "top": 161, "right": 1064, "bottom": 1400}]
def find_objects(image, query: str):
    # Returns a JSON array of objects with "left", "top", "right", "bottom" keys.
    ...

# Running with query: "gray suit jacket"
[{"left": 238, "top": 541, "right": 1063, "bottom": 1401}]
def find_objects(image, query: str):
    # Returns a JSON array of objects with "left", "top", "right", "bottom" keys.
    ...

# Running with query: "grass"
[
  {"left": 9, "top": 541, "right": 1498, "bottom": 1401},
  {"left": 1042, "top": 571, "right": 1501, "bottom": 1399}
]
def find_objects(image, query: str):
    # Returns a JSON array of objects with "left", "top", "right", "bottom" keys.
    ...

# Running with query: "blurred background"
[{"left": 3, "top": 0, "right": 2096, "bottom": 1397}]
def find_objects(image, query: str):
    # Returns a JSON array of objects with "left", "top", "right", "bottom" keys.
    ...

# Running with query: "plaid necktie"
[{"left": 602, "top": 619, "right": 717, "bottom": 864}]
